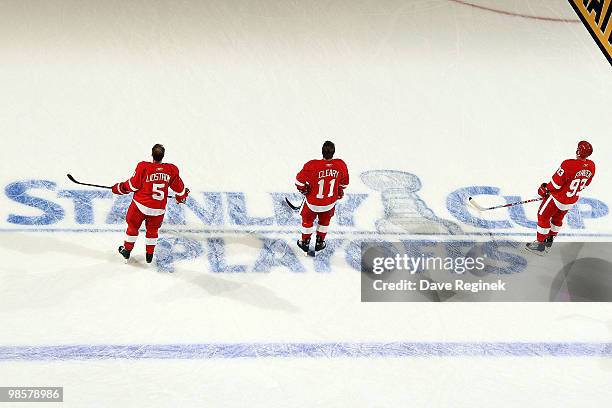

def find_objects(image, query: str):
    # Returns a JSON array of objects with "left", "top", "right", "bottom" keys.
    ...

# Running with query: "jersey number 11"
[{"left": 316, "top": 179, "right": 336, "bottom": 199}]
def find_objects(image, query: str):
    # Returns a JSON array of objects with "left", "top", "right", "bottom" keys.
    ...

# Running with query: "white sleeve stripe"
[
  {"left": 339, "top": 184, "right": 348, "bottom": 187},
  {"left": 550, "top": 180, "right": 561, "bottom": 190},
  {"left": 295, "top": 180, "right": 305, "bottom": 186},
  {"left": 177, "top": 188, "right": 186, "bottom": 196},
  {"left": 128, "top": 179, "right": 137, "bottom": 192}
]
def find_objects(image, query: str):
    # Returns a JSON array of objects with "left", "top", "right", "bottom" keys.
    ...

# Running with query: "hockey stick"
[
  {"left": 67, "top": 174, "right": 112, "bottom": 189},
  {"left": 67, "top": 174, "right": 175, "bottom": 198},
  {"left": 468, "top": 196, "right": 543, "bottom": 212},
  {"left": 285, "top": 197, "right": 304, "bottom": 211}
]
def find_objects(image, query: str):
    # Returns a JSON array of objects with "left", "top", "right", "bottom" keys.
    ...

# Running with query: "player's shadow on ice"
[
  {"left": 164, "top": 230, "right": 265, "bottom": 250},
  {"left": 0, "top": 233, "right": 131, "bottom": 311},
  {"left": 159, "top": 231, "right": 302, "bottom": 311},
  {"left": 0, "top": 233, "right": 115, "bottom": 260},
  {"left": 154, "top": 270, "right": 301, "bottom": 313}
]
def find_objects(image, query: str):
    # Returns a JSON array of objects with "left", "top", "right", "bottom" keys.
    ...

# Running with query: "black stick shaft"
[
  {"left": 67, "top": 173, "right": 175, "bottom": 198},
  {"left": 67, "top": 174, "right": 112, "bottom": 189}
]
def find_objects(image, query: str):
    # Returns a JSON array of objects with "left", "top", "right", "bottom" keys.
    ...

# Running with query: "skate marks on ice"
[{"left": 361, "top": 170, "right": 462, "bottom": 235}]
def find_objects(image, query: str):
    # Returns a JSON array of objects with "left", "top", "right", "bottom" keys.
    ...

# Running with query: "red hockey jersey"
[
  {"left": 546, "top": 158, "right": 596, "bottom": 209},
  {"left": 114, "top": 161, "right": 186, "bottom": 215},
  {"left": 295, "top": 159, "right": 349, "bottom": 212}
]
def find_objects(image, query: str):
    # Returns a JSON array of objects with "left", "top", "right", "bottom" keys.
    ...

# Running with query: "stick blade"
[
  {"left": 285, "top": 197, "right": 300, "bottom": 211},
  {"left": 468, "top": 196, "right": 486, "bottom": 212},
  {"left": 66, "top": 174, "right": 77, "bottom": 183}
]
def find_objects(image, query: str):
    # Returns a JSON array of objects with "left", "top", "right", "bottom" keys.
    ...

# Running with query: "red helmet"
[{"left": 576, "top": 140, "right": 593, "bottom": 158}]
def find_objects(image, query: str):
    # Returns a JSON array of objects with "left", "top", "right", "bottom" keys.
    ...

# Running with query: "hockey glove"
[
  {"left": 338, "top": 186, "right": 345, "bottom": 200},
  {"left": 176, "top": 188, "right": 190, "bottom": 204},
  {"left": 297, "top": 183, "right": 310, "bottom": 196},
  {"left": 112, "top": 182, "right": 128, "bottom": 195},
  {"left": 537, "top": 183, "right": 549, "bottom": 197}
]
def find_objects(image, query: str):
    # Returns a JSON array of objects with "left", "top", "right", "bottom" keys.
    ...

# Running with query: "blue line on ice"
[
  {"left": 1, "top": 343, "right": 611, "bottom": 361},
  {"left": 1, "top": 228, "right": 612, "bottom": 237}
]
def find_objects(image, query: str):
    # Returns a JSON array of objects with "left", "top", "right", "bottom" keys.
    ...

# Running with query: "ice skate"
[
  {"left": 315, "top": 236, "right": 326, "bottom": 252},
  {"left": 118, "top": 246, "right": 131, "bottom": 261},
  {"left": 524, "top": 240, "right": 548, "bottom": 256},
  {"left": 297, "top": 237, "right": 311, "bottom": 255},
  {"left": 544, "top": 235, "right": 554, "bottom": 250}
]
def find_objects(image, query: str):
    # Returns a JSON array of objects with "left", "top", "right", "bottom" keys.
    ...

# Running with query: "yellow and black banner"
[{"left": 568, "top": 0, "right": 612, "bottom": 65}]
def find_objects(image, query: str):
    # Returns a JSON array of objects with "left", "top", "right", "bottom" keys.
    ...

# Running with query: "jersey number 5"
[
  {"left": 316, "top": 179, "right": 336, "bottom": 199},
  {"left": 152, "top": 183, "right": 165, "bottom": 201}
]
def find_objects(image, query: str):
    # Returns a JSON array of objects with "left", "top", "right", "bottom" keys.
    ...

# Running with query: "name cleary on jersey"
[
  {"left": 145, "top": 173, "right": 171, "bottom": 183},
  {"left": 319, "top": 169, "right": 339, "bottom": 178}
]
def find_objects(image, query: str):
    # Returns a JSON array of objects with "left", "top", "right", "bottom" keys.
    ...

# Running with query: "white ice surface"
[{"left": 0, "top": 0, "right": 611, "bottom": 406}]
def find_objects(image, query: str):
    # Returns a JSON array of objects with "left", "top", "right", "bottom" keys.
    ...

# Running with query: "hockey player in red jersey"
[
  {"left": 295, "top": 141, "right": 349, "bottom": 253},
  {"left": 112, "top": 144, "right": 190, "bottom": 263},
  {"left": 526, "top": 141, "right": 595, "bottom": 254}
]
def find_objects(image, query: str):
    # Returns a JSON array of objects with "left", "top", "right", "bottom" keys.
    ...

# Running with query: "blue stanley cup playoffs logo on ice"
[{"left": 3, "top": 170, "right": 609, "bottom": 272}]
